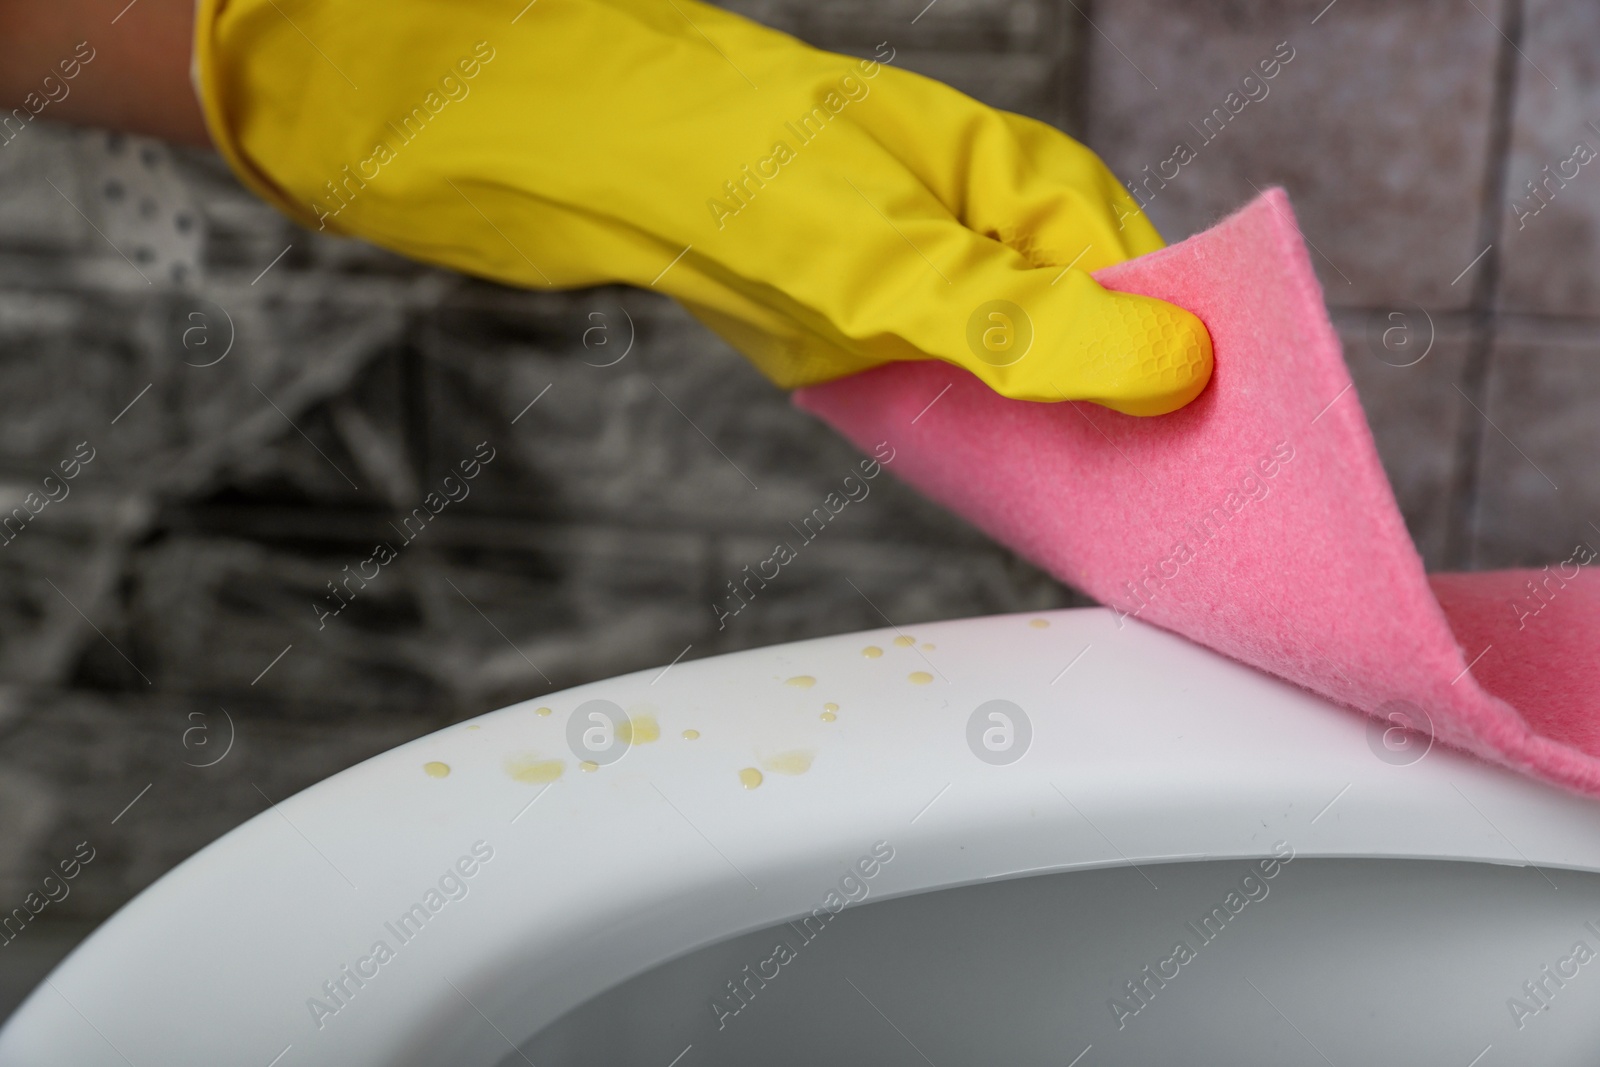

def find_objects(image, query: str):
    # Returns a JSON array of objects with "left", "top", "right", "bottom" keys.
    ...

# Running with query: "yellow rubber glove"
[{"left": 195, "top": 0, "right": 1211, "bottom": 415}]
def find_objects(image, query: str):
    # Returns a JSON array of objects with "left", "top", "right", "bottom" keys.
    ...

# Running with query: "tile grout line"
[
  {"left": 1058, "top": 0, "right": 1096, "bottom": 141},
  {"left": 1442, "top": 0, "right": 1525, "bottom": 571}
]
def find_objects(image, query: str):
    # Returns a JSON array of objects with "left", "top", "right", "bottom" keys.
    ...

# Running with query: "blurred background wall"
[{"left": 1, "top": 0, "right": 1595, "bottom": 1013}]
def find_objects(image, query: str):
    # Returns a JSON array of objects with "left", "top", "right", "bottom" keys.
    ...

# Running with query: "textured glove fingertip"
[{"left": 1094, "top": 295, "right": 1213, "bottom": 416}]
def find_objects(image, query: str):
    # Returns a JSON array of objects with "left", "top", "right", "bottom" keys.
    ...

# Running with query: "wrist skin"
[{"left": 0, "top": 0, "right": 208, "bottom": 145}]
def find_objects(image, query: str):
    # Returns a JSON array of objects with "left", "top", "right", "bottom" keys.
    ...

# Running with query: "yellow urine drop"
[
  {"left": 423, "top": 761, "right": 451, "bottom": 778},
  {"left": 505, "top": 755, "right": 565, "bottom": 784},
  {"left": 535, "top": 706, "right": 553, "bottom": 717},
  {"left": 921, "top": 643, "right": 936, "bottom": 651},
  {"left": 580, "top": 760, "right": 599, "bottom": 773},
  {"left": 764, "top": 750, "right": 814, "bottom": 775},
  {"left": 1029, "top": 618, "right": 1050, "bottom": 629},
  {"left": 682, "top": 729, "right": 701, "bottom": 740},
  {"left": 618, "top": 713, "right": 661, "bottom": 745},
  {"left": 908, "top": 671, "right": 934, "bottom": 685},
  {"left": 466, "top": 725, "right": 481, "bottom": 731},
  {"left": 786, "top": 675, "right": 816, "bottom": 689},
  {"left": 821, "top": 711, "right": 837, "bottom": 722},
  {"left": 824, "top": 702, "right": 839, "bottom": 712},
  {"left": 893, "top": 635, "right": 916, "bottom": 647},
  {"left": 862, "top": 645, "right": 884, "bottom": 659},
  {"left": 739, "top": 767, "right": 764, "bottom": 789}
]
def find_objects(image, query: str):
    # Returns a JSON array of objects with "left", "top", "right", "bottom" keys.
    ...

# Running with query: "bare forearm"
[{"left": 0, "top": 0, "right": 208, "bottom": 145}]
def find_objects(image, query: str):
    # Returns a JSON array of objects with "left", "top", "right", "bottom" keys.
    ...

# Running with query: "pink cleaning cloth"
[{"left": 796, "top": 189, "right": 1600, "bottom": 797}]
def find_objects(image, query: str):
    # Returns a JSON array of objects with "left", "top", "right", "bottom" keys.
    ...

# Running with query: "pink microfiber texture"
[{"left": 796, "top": 189, "right": 1600, "bottom": 797}]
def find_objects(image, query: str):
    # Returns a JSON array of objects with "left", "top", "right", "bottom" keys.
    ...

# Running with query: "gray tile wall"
[{"left": 0, "top": 0, "right": 1590, "bottom": 1014}]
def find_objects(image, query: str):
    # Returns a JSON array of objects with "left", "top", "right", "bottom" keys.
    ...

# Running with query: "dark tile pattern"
[
  {"left": 1473, "top": 326, "right": 1600, "bottom": 568},
  {"left": 1084, "top": 0, "right": 1504, "bottom": 311},
  {"left": 1498, "top": 0, "right": 1600, "bottom": 317}
]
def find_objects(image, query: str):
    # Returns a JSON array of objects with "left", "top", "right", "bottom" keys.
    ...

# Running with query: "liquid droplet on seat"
[
  {"left": 505, "top": 755, "right": 565, "bottom": 784},
  {"left": 764, "top": 750, "right": 814, "bottom": 775}
]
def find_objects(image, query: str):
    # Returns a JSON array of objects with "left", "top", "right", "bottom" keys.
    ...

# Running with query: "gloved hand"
[{"left": 195, "top": 0, "right": 1211, "bottom": 415}]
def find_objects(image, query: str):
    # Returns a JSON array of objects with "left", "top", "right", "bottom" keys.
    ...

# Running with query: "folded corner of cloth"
[{"left": 794, "top": 187, "right": 1600, "bottom": 799}]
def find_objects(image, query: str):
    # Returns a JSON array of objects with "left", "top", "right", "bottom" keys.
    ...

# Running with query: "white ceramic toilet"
[{"left": 6, "top": 608, "right": 1600, "bottom": 1065}]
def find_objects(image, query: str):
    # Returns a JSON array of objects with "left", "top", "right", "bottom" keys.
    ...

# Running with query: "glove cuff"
[{"left": 193, "top": 0, "right": 328, "bottom": 231}]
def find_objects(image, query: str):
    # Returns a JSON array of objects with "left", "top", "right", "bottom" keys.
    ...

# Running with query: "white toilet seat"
[{"left": 5, "top": 608, "right": 1600, "bottom": 1065}]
